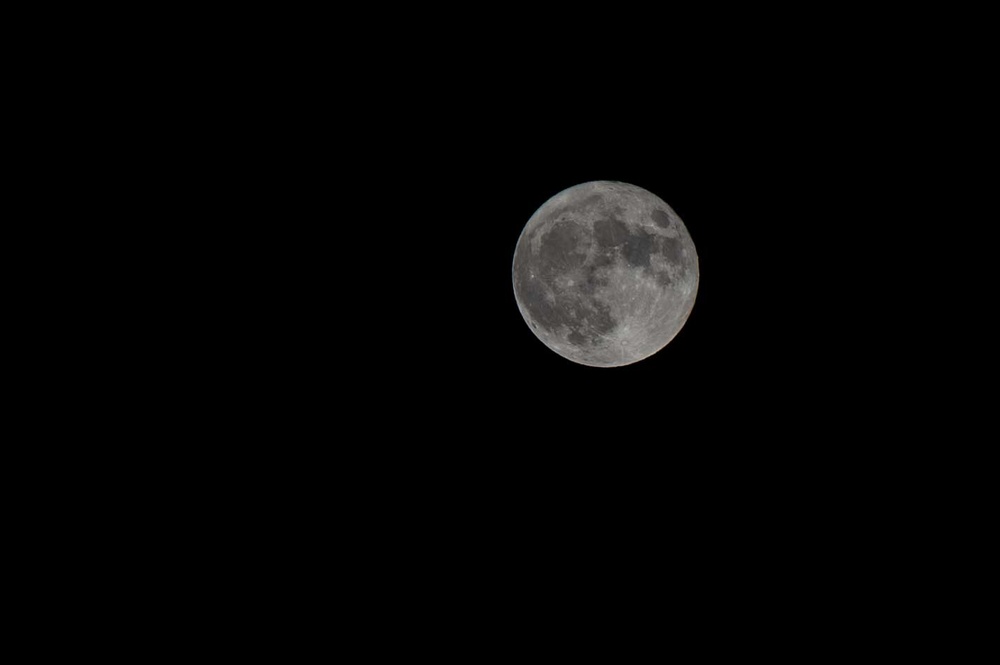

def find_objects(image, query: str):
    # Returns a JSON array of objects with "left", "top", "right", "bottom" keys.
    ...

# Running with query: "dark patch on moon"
[
  {"left": 652, "top": 209, "right": 672, "bottom": 229},
  {"left": 516, "top": 249, "right": 617, "bottom": 345},
  {"left": 576, "top": 274, "right": 597, "bottom": 297},
  {"left": 578, "top": 257, "right": 612, "bottom": 296},
  {"left": 650, "top": 235, "right": 686, "bottom": 288},
  {"left": 539, "top": 221, "right": 589, "bottom": 275},
  {"left": 623, "top": 228, "right": 654, "bottom": 268},
  {"left": 657, "top": 235, "right": 682, "bottom": 264},
  {"left": 593, "top": 218, "right": 629, "bottom": 249}
]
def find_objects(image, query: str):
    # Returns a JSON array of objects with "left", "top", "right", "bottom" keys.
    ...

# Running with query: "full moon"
[{"left": 512, "top": 181, "right": 699, "bottom": 367}]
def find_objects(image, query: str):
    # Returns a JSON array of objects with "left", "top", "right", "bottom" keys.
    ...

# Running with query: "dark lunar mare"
[
  {"left": 651, "top": 209, "right": 672, "bottom": 229},
  {"left": 657, "top": 234, "right": 682, "bottom": 263},
  {"left": 593, "top": 218, "right": 628, "bottom": 249},
  {"left": 592, "top": 215, "right": 671, "bottom": 284},
  {"left": 515, "top": 220, "right": 617, "bottom": 346},
  {"left": 651, "top": 235, "right": 684, "bottom": 287},
  {"left": 537, "top": 221, "right": 588, "bottom": 275},
  {"left": 579, "top": 251, "right": 614, "bottom": 296},
  {"left": 623, "top": 227, "right": 654, "bottom": 268}
]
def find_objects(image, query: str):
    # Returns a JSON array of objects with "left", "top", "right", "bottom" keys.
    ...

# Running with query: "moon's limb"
[{"left": 512, "top": 181, "right": 698, "bottom": 367}]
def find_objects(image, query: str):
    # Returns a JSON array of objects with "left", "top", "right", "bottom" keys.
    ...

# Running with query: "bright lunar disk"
[{"left": 512, "top": 181, "right": 699, "bottom": 367}]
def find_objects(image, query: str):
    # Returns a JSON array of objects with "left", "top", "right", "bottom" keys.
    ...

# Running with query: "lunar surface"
[{"left": 512, "top": 181, "right": 699, "bottom": 367}]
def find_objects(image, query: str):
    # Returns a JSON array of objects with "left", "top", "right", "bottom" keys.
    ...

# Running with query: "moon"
[{"left": 512, "top": 181, "right": 699, "bottom": 367}]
